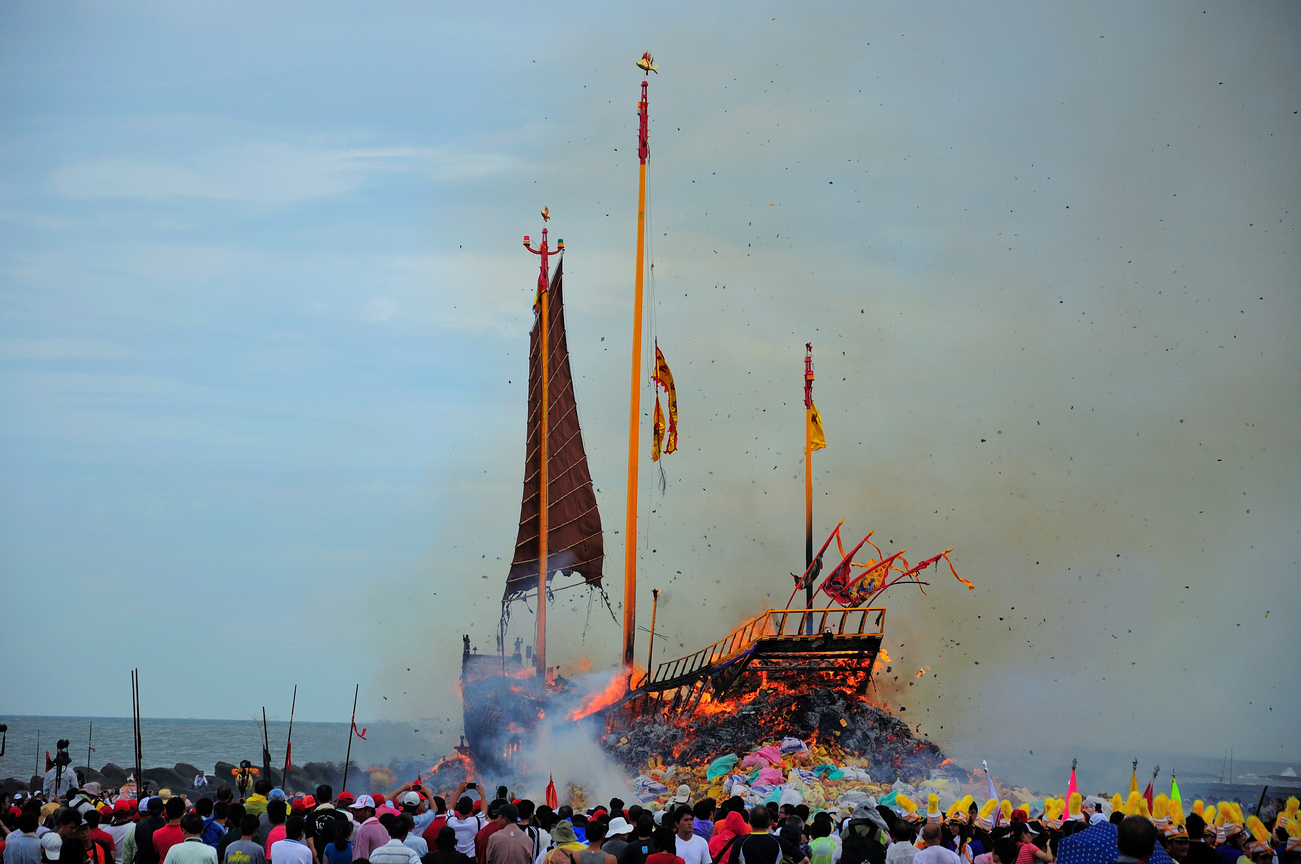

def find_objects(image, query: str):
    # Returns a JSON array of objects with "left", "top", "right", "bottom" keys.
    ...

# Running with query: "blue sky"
[{"left": 1, "top": 2, "right": 1298, "bottom": 769}]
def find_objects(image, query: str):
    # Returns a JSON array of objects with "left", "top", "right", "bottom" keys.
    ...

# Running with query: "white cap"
[
  {"left": 350, "top": 794, "right": 376, "bottom": 809},
  {"left": 400, "top": 792, "right": 421, "bottom": 808},
  {"left": 42, "top": 833, "right": 63, "bottom": 861},
  {"left": 672, "top": 785, "right": 691, "bottom": 804}
]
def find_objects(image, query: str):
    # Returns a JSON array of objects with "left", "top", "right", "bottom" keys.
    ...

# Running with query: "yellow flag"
[
  {"left": 652, "top": 395, "right": 665, "bottom": 462},
  {"left": 807, "top": 401, "right": 826, "bottom": 452},
  {"left": 651, "top": 345, "right": 677, "bottom": 460}
]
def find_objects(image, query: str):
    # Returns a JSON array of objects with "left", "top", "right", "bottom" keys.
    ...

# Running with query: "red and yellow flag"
[
  {"left": 651, "top": 344, "right": 678, "bottom": 461},
  {"left": 545, "top": 774, "right": 558, "bottom": 809}
]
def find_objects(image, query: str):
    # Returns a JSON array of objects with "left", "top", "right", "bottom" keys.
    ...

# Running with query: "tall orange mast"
[
  {"left": 622, "top": 53, "right": 655, "bottom": 668},
  {"left": 804, "top": 343, "right": 815, "bottom": 610}
]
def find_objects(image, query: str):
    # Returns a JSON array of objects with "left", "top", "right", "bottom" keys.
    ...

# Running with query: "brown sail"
[{"left": 505, "top": 260, "right": 604, "bottom": 600}]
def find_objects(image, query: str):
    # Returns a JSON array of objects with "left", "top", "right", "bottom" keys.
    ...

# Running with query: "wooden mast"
[
  {"left": 804, "top": 342, "right": 815, "bottom": 610},
  {"left": 525, "top": 212, "right": 560, "bottom": 678},
  {"left": 623, "top": 54, "right": 654, "bottom": 668}
]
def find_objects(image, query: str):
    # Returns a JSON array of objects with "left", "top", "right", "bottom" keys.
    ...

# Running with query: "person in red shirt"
[
  {"left": 645, "top": 824, "right": 686, "bottom": 864},
  {"left": 474, "top": 802, "right": 506, "bottom": 862},
  {"left": 421, "top": 798, "right": 449, "bottom": 850},
  {"left": 153, "top": 798, "right": 188, "bottom": 862}
]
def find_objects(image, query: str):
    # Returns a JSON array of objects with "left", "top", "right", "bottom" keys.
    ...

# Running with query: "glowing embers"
[{"left": 602, "top": 685, "right": 946, "bottom": 778}]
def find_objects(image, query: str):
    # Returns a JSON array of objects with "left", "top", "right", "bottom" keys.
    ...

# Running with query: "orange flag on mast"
[{"left": 651, "top": 344, "right": 678, "bottom": 461}]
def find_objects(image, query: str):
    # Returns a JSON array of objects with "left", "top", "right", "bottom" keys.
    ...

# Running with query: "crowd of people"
[{"left": 1, "top": 773, "right": 1296, "bottom": 864}]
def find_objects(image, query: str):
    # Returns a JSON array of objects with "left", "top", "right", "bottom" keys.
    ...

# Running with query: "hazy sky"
[{"left": 2, "top": 2, "right": 1297, "bottom": 773}]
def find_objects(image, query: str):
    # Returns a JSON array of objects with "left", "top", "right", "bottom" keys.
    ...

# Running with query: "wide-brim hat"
[{"left": 551, "top": 821, "right": 580, "bottom": 845}]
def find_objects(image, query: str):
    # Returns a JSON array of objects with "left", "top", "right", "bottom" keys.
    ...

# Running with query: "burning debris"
[{"left": 602, "top": 686, "right": 945, "bottom": 778}]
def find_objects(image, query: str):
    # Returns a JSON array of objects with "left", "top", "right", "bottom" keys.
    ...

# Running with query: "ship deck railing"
[{"left": 635, "top": 606, "right": 885, "bottom": 694}]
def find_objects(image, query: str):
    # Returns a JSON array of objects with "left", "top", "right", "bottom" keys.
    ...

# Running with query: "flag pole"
[
  {"left": 282, "top": 685, "right": 297, "bottom": 792},
  {"left": 646, "top": 588, "right": 660, "bottom": 674},
  {"left": 804, "top": 343, "right": 815, "bottom": 612},
  {"left": 525, "top": 211, "right": 559, "bottom": 680},
  {"left": 341, "top": 684, "right": 359, "bottom": 794},
  {"left": 623, "top": 53, "right": 655, "bottom": 668},
  {"left": 86, "top": 722, "right": 93, "bottom": 781}
]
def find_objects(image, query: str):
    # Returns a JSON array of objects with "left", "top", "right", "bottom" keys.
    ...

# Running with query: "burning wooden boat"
[{"left": 460, "top": 55, "right": 971, "bottom": 779}]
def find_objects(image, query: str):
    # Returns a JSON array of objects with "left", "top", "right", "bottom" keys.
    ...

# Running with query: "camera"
[
  {"left": 0, "top": 724, "right": 8, "bottom": 733},
  {"left": 54, "top": 740, "right": 72, "bottom": 767}
]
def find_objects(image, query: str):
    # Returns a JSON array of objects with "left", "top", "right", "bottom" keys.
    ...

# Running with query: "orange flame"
[{"left": 568, "top": 666, "right": 645, "bottom": 720}]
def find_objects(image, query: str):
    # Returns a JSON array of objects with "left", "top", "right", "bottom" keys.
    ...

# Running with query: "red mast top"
[
  {"left": 523, "top": 207, "right": 562, "bottom": 297},
  {"left": 636, "top": 52, "right": 656, "bottom": 165},
  {"left": 804, "top": 343, "right": 814, "bottom": 409}
]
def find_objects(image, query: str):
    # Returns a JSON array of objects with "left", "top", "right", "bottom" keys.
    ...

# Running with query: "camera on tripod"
[{"left": 55, "top": 740, "right": 72, "bottom": 767}]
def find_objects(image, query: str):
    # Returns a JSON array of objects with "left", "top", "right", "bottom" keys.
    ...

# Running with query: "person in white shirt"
[
  {"left": 446, "top": 799, "right": 485, "bottom": 856},
  {"left": 912, "top": 825, "right": 959, "bottom": 864},
  {"left": 673, "top": 807, "right": 712, "bottom": 864},
  {"left": 885, "top": 822, "right": 918, "bottom": 864},
  {"left": 268, "top": 817, "right": 313, "bottom": 864}
]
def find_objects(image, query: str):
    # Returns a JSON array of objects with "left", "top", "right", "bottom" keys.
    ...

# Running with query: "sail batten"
[{"left": 506, "top": 261, "right": 604, "bottom": 600}]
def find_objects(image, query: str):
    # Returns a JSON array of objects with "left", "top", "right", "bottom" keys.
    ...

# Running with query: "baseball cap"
[
  {"left": 349, "top": 795, "right": 376, "bottom": 810},
  {"left": 269, "top": 789, "right": 287, "bottom": 802},
  {"left": 400, "top": 792, "right": 421, "bottom": 808},
  {"left": 672, "top": 785, "right": 691, "bottom": 804},
  {"left": 41, "top": 832, "right": 63, "bottom": 861},
  {"left": 373, "top": 794, "right": 386, "bottom": 806},
  {"left": 336, "top": 792, "right": 354, "bottom": 805},
  {"left": 114, "top": 800, "right": 133, "bottom": 813},
  {"left": 301, "top": 796, "right": 316, "bottom": 808}
]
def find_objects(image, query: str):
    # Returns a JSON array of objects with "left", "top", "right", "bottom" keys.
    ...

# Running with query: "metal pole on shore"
[
  {"left": 283, "top": 685, "right": 297, "bottom": 792},
  {"left": 341, "top": 684, "right": 359, "bottom": 794},
  {"left": 261, "top": 707, "right": 272, "bottom": 783}
]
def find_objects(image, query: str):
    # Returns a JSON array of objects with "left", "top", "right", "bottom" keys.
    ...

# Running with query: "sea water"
[{"left": 0, "top": 716, "right": 458, "bottom": 784}]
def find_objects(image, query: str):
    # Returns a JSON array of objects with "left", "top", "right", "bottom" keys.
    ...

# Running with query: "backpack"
[
  {"left": 841, "top": 823, "right": 887, "bottom": 864},
  {"left": 810, "top": 838, "right": 836, "bottom": 864},
  {"left": 201, "top": 816, "right": 224, "bottom": 846},
  {"left": 310, "top": 809, "right": 351, "bottom": 850}
]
